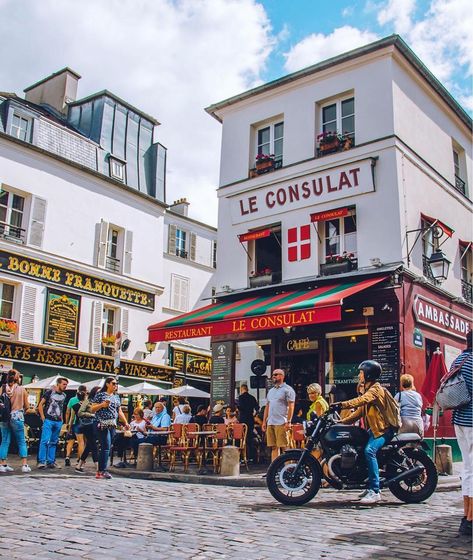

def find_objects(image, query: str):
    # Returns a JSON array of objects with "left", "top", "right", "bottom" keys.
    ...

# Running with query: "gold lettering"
[
  {"left": 74, "top": 275, "right": 83, "bottom": 288},
  {"left": 87, "top": 357, "right": 96, "bottom": 370},
  {"left": 65, "top": 272, "right": 74, "bottom": 286},
  {"left": 20, "top": 260, "right": 30, "bottom": 274},
  {"left": 36, "top": 349, "right": 46, "bottom": 362},
  {"left": 8, "top": 257, "right": 20, "bottom": 271},
  {"left": 52, "top": 269, "right": 61, "bottom": 282}
]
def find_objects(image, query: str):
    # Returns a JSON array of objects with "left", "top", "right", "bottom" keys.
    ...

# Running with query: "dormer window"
[
  {"left": 109, "top": 157, "right": 125, "bottom": 182},
  {"left": 11, "top": 114, "right": 32, "bottom": 143}
]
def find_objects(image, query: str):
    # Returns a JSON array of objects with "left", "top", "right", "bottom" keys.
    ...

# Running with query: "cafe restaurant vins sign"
[
  {"left": 231, "top": 158, "right": 375, "bottom": 224},
  {"left": 413, "top": 295, "right": 471, "bottom": 340},
  {"left": 0, "top": 341, "right": 174, "bottom": 381},
  {"left": 0, "top": 249, "right": 155, "bottom": 310}
]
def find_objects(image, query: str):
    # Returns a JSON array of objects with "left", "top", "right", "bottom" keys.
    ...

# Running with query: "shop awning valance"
[{"left": 148, "top": 276, "right": 387, "bottom": 342}]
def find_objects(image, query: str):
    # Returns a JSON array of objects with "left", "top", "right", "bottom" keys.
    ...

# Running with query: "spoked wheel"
[
  {"left": 388, "top": 447, "right": 438, "bottom": 503},
  {"left": 266, "top": 452, "right": 321, "bottom": 506}
]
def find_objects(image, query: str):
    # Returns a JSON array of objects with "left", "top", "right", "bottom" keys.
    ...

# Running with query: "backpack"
[
  {"left": 0, "top": 384, "right": 12, "bottom": 422},
  {"left": 381, "top": 388, "right": 402, "bottom": 430}
]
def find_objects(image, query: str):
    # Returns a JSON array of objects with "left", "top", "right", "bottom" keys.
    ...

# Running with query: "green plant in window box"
[
  {"left": 101, "top": 334, "right": 117, "bottom": 348},
  {"left": 0, "top": 318, "right": 17, "bottom": 337}
]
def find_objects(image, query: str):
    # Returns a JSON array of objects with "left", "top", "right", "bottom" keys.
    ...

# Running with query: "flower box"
[
  {"left": 255, "top": 159, "right": 275, "bottom": 173},
  {"left": 0, "top": 318, "right": 17, "bottom": 338},
  {"left": 320, "top": 260, "right": 354, "bottom": 276},
  {"left": 0, "top": 330, "right": 13, "bottom": 339},
  {"left": 249, "top": 273, "right": 273, "bottom": 288},
  {"left": 318, "top": 140, "right": 340, "bottom": 154}
]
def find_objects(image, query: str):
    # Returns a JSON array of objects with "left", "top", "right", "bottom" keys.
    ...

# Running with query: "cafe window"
[
  {"left": 322, "top": 211, "right": 357, "bottom": 260},
  {"left": 325, "top": 330, "right": 368, "bottom": 401},
  {"left": 0, "top": 282, "right": 15, "bottom": 319},
  {"left": 0, "top": 188, "right": 26, "bottom": 243},
  {"left": 248, "top": 226, "right": 282, "bottom": 287}
]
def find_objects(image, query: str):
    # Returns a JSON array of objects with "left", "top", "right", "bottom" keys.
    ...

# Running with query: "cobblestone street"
[{"left": 0, "top": 474, "right": 470, "bottom": 559}]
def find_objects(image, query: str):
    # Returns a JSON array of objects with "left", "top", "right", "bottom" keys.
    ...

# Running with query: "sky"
[{"left": 0, "top": 0, "right": 471, "bottom": 226}]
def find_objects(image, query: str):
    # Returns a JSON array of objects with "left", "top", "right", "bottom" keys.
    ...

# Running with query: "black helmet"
[{"left": 358, "top": 360, "right": 382, "bottom": 382}]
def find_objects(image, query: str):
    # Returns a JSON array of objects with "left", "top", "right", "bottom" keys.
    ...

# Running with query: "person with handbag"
[
  {"left": 0, "top": 369, "right": 31, "bottom": 473},
  {"left": 450, "top": 331, "right": 473, "bottom": 536},
  {"left": 74, "top": 386, "right": 99, "bottom": 473}
]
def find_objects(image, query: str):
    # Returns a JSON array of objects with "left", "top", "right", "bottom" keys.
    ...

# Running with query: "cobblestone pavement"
[{"left": 0, "top": 474, "right": 470, "bottom": 559}]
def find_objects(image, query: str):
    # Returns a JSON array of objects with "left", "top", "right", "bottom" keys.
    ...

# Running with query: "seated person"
[
  {"left": 114, "top": 408, "right": 148, "bottom": 467},
  {"left": 190, "top": 405, "right": 208, "bottom": 428},
  {"left": 224, "top": 406, "right": 238, "bottom": 425},
  {"left": 174, "top": 404, "right": 192, "bottom": 424},
  {"left": 139, "top": 402, "right": 171, "bottom": 446},
  {"left": 208, "top": 403, "right": 225, "bottom": 424}
]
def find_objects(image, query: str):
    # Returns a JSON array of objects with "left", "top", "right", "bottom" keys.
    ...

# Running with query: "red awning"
[
  {"left": 148, "top": 276, "right": 387, "bottom": 342},
  {"left": 421, "top": 213, "right": 454, "bottom": 238},
  {"left": 238, "top": 228, "right": 271, "bottom": 242},
  {"left": 311, "top": 207, "right": 349, "bottom": 222}
]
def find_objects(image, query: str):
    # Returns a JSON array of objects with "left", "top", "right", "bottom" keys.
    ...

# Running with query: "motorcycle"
[{"left": 266, "top": 408, "right": 438, "bottom": 506}]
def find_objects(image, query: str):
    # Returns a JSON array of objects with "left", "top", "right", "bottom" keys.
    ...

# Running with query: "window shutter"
[
  {"left": 28, "top": 196, "right": 47, "bottom": 248},
  {"left": 181, "top": 278, "right": 189, "bottom": 312},
  {"left": 171, "top": 275, "right": 181, "bottom": 310},
  {"left": 190, "top": 233, "right": 196, "bottom": 261},
  {"left": 123, "top": 230, "right": 133, "bottom": 275},
  {"left": 96, "top": 220, "right": 108, "bottom": 268},
  {"left": 20, "top": 285, "right": 37, "bottom": 341},
  {"left": 171, "top": 275, "right": 189, "bottom": 312},
  {"left": 91, "top": 300, "right": 103, "bottom": 353},
  {"left": 120, "top": 308, "right": 129, "bottom": 357},
  {"left": 168, "top": 224, "right": 176, "bottom": 254}
]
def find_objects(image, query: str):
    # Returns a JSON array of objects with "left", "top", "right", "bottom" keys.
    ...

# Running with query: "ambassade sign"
[
  {"left": 231, "top": 158, "right": 375, "bottom": 224},
  {"left": 413, "top": 295, "right": 471, "bottom": 340}
]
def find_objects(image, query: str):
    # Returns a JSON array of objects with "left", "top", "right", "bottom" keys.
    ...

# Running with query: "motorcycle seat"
[{"left": 390, "top": 433, "right": 422, "bottom": 443}]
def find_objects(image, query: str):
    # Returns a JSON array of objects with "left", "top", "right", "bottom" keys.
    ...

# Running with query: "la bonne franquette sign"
[
  {"left": 231, "top": 159, "right": 375, "bottom": 224},
  {"left": 413, "top": 295, "right": 471, "bottom": 340}
]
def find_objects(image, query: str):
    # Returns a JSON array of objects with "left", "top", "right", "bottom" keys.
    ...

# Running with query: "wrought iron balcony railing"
[
  {"left": 105, "top": 255, "right": 121, "bottom": 273},
  {"left": 0, "top": 222, "right": 26, "bottom": 244},
  {"left": 461, "top": 280, "right": 473, "bottom": 303},
  {"left": 454, "top": 175, "right": 466, "bottom": 195}
]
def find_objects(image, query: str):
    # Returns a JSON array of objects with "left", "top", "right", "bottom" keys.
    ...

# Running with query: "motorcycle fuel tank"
[{"left": 323, "top": 424, "right": 369, "bottom": 451}]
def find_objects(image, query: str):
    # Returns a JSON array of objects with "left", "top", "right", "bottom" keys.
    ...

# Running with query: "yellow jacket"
[
  {"left": 340, "top": 382, "right": 390, "bottom": 438},
  {"left": 306, "top": 395, "right": 329, "bottom": 420}
]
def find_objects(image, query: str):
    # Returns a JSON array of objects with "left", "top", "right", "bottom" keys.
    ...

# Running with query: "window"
[
  {"left": 460, "top": 244, "right": 472, "bottom": 303},
  {"left": 452, "top": 147, "right": 466, "bottom": 195},
  {"left": 10, "top": 114, "right": 31, "bottom": 142},
  {"left": 109, "top": 158, "right": 125, "bottom": 181},
  {"left": 323, "top": 213, "right": 357, "bottom": 261},
  {"left": 171, "top": 275, "right": 189, "bottom": 312},
  {"left": 422, "top": 218, "right": 440, "bottom": 282},
  {"left": 322, "top": 97, "right": 354, "bottom": 139},
  {"left": 212, "top": 240, "right": 217, "bottom": 269},
  {"left": 249, "top": 227, "right": 282, "bottom": 287},
  {"left": 175, "top": 229, "right": 187, "bottom": 259},
  {"left": 102, "top": 306, "right": 117, "bottom": 356},
  {"left": 106, "top": 227, "right": 121, "bottom": 272},
  {"left": 0, "top": 189, "right": 26, "bottom": 243},
  {"left": 257, "top": 121, "right": 284, "bottom": 162},
  {"left": 0, "top": 282, "right": 15, "bottom": 319}
]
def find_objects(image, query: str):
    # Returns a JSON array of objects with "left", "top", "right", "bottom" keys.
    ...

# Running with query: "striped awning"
[{"left": 148, "top": 276, "right": 387, "bottom": 342}]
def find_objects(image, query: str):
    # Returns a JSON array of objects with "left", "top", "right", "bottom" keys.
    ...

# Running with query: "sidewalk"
[{"left": 1, "top": 455, "right": 461, "bottom": 490}]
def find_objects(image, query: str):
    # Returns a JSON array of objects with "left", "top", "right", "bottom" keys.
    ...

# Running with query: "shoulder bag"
[{"left": 436, "top": 354, "right": 472, "bottom": 410}]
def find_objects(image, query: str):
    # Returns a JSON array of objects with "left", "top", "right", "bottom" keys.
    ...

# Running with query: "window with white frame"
[
  {"left": 0, "top": 282, "right": 15, "bottom": 319},
  {"left": 101, "top": 306, "right": 118, "bottom": 355},
  {"left": 10, "top": 114, "right": 31, "bottom": 142},
  {"left": 106, "top": 226, "right": 121, "bottom": 273},
  {"left": 175, "top": 228, "right": 187, "bottom": 259},
  {"left": 323, "top": 212, "right": 357, "bottom": 262},
  {"left": 460, "top": 244, "right": 472, "bottom": 303},
  {"left": 109, "top": 158, "right": 125, "bottom": 181},
  {"left": 257, "top": 121, "right": 284, "bottom": 162},
  {"left": 421, "top": 218, "right": 441, "bottom": 282},
  {"left": 452, "top": 146, "right": 467, "bottom": 195},
  {"left": 170, "top": 274, "right": 189, "bottom": 312},
  {"left": 321, "top": 97, "right": 355, "bottom": 141},
  {"left": 0, "top": 189, "right": 26, "bottom": 242},
  {"left": 212, "top": 240, "right": 217, "bottom": 269}
]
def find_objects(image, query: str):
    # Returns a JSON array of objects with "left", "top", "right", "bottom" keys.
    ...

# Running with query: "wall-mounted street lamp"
[
  {"left": 428, "top": 250, "right": 451, "bottom": 283},
  {"left": 143, "top": 341, "right": 156, "bottom": 359}
]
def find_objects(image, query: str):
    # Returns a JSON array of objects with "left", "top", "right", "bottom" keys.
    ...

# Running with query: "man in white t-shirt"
[{"left": 262, "top": 369, "right": 295, "bottom": 461}]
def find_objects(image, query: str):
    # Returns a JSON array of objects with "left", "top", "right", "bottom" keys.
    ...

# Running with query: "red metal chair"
[
  {"left": 203, "top": 423, "right": 227, "bottom": 473},
  {"left": 228, "top": 422, "right": 248, "bottom": 471}
]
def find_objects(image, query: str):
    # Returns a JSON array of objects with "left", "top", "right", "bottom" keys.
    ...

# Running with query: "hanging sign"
[
  {"left": 310, "top": 207, "right": 349, "bottom": 222},
  {"left": 413, "top": 295, "right": 471, "bottom": 340},
  {"left": 413, "top": 328, "right": 424, "bottom": 348},
  {"left": 238, "top": 229, "right": 271, "bottom": 242}
]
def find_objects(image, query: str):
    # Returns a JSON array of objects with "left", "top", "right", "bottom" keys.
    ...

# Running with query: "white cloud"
[
  {"left": 0, "top": 0, "right": 276, "bottom": 225},
  {"left": 377, "top": 0, "right": 416, "bottom": 34},
  {"left": 283, "top": 26, "right": 379, "bottom": 73}
]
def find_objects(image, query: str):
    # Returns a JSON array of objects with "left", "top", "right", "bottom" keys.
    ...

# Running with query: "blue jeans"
[
  {"left": 364, "top": 428, "right": 394, "bottom": 492},
  {"left": 0, "top": 419, "right": 28, "bottom": 460},
  {"left": 38, "top": 419, "right": 63, "bottom": 465},
  {"left": 96, "top": 426, "right": 115, "bottom": 472}
]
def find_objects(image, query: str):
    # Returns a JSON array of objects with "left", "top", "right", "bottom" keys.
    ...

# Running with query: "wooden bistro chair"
[
  {"left": 228, "top": 422, "right": 248, "bottom": 471},
  {"left": 168, "top": 423, "right": 199, "bottom": 472},
  {"left": 167, "top": 423, "right": 184, "bottom": 471},
  {"left": 289, "top": 423, "right": 306, "bottom": 449},
  {"left": 203, "top": 423, "right": 227, "bottom": 473}
]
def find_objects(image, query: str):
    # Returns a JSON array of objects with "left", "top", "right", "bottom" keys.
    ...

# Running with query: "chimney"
[
  {"left": 24, "top": 67, "right": 81, "bottom": 115},
  {"left": 170, "top": 198, "right": 190, "bottom": 217}
]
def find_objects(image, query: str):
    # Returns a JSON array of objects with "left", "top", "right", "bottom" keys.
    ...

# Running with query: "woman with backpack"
[
  {"left": 394, "top": 374, "right": 424, "bottom": 437},
  {"left": 74, "top": 386, "right": 99, "bottom": 473},
  {"left": 0, "top": 369, "right": 31, "bottom": 473}
]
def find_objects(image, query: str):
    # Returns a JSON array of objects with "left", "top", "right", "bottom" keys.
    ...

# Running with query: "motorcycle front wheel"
[
  {"left": 266, "top": 451, "right": 321, "bottom": 506},
  {"left": 388, "top": 447, "right": 438, "bottom": 503}
]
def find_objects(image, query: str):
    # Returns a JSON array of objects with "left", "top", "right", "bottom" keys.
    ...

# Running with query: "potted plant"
[
  {"left": 101, "top": 334, "right": 117, "bottom": 348},
  {"left": 317, "top": 132, "right": 353, "bottom": 155},
  {"left": 249, "top": 267, "right": 273, "bottom": 287},
  {"left": 0, "top": 318, "right": 17, "bottom": 338},
  {"left": 320, "top": 252, "right": 357, "bottom": 276},
  {"left": 255, "top": 153, "right": 275, "bottom": 174}
]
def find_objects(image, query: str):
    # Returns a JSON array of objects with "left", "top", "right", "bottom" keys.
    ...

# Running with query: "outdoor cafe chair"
[
  {"left": 168, "top": 423, "right": 198, "bottom": 472},
  {"left": 289, "top": 423, "right": 306, "bottom": 449},
  {"left": 203, "top": 423, "right": 227, "bottom": 473},
  {"left": 228, "top": 422, "right": 248, "bottom": 471}
]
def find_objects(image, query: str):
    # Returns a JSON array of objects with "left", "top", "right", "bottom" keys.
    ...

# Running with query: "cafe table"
[{"left": 187, "top": 430, "right": 215, "bottom": 475}]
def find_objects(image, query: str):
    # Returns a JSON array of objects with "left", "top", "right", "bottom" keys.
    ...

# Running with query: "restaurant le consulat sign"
[
  {"left": 0, "top": 249, "right": 155, "bottom": 310},
  {"left": 231, "top": 158, "right": 375, "bottom": 224},
  {"left": 413, "top": 295, "right": 471, "bottom": 340}
]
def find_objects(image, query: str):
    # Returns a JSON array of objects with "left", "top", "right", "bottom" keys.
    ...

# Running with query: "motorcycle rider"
[{"left": 334, "top": 360, "right": 395, "bottom": 504}]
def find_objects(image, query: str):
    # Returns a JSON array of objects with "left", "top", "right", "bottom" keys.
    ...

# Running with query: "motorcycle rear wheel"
[
  {"left": 266, "top": 452, "right": 321, "bottom": 506},
  {"left": 388, "top": 447, "right": 438, "bottom": 503}
]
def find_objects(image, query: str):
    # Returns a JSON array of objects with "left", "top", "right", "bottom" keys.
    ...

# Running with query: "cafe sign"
[
  {"left": 286, "top": 337, "right": 318, "bottom": 351},
  {"left": 413, "top": 295, "right": 471, "bottom": 340},
  {"left": 44, "top": 289, "right": 80, "bottom": 348},
  {"left": 169, "top": 347, "right": 212, "bottom": 378},
  {"left": 0, "top": 340, "right": 175, "bottom": 381},
  {"left": 0, "top": 249, "right": 155, "bottom": 310}
]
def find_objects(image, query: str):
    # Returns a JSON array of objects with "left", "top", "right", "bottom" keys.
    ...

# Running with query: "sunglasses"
[{"left": 111, "top": 382, "right": 118, "bottom": 386}]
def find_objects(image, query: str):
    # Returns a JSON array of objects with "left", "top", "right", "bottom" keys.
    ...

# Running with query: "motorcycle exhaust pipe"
[{"left": 384, "top": 466, "right": 425, "bottom": 488}]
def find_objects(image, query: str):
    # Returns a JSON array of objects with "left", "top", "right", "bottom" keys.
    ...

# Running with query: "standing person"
[
  {"left": 75, "top": 386, "right": 99, "bottom": 473},
  {"left": 306, "top": 383, "right": 329, "bottom": 419},
  {"left": 395, "top": 374, "right": 424, "bottom": 437},
  {"left": 37, "top": 377, "right": 69, "bottom": 469},
  {"left": 262, "top": 369, "right": 296, "bottom": 462},
  {"left": 451, "top": 331, "right": 473, "bottom": 536},
  {"left": 64, "top": 385, "right": 87, "bottom": 467},
  {"left": 336, "top": 360, "right": 396, "bottom": 504},
  {"left": 0, "top": 369, "right": 31, "bottom": 473},
  {"left": 90, "top": 377, "right": 130, "bottom": 480},
  {"left": 172, "top": 396, "right": 187, "bottom": 421},
  {"left": 237, "top": 384, "right": 259, "bottom": 462}
]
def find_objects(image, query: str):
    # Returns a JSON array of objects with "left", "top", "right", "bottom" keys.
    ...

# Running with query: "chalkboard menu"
[
  {"left": 371, "top": 325, "right": 399, "bottom": 394},
  {"left": 211, "top": 341, "right": 235, "bottom": 406},
  {"left": 43, "top": 289, "right": 81, "bottom": 348}
]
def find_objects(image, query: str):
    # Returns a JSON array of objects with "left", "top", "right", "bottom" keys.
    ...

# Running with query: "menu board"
[
  {"left": 371, "top": 325, "right": 399, "bottom": 394},
  {"left": 211, "top": 341, "right": 235, "bottom": 406},
  {"left": 43, "top": 289, "right": 81, "bottom": 348}
]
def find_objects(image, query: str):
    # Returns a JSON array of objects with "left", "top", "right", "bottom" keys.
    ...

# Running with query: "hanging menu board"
[
  {"left": 43, "top": 289, "right": 81, "bottom": 348},
  {"left": 371, "top": 325, "right": 399, "bottom": 394},
  {"left": 211, "top": 341, "right": 235, "bottom": 406}
]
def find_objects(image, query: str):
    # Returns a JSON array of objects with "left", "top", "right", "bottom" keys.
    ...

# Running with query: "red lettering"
[
  {"left": 248, "top": 196, "right": 258, "bottom": 213},
  {"left": 338, "top": 171, "right": 352, "bottom": 189},
  {"left": 327, "top": 176, "right": 337, "bottom": 193},
  {"left": 266, "top": 191, "right": 275, "bottom": 208},
  {"left": 276, "top": 188, "right": 287, "bottom": 205},
  {"left": 288, "top": 184, "right": 299, "bottom": 203},
  {"left": 301, "top": 182, "right": 310, "bottom": 198},
  {"left": 349, "top": 168, "right": 360, "bottom": 186},
  {"left": 312, "top": 179, "right": 323, "bottom": 196}
]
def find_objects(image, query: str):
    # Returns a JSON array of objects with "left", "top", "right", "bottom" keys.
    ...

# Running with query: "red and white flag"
[{"left": 287, "top": 225, "right": 311, "bottom": 262}]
